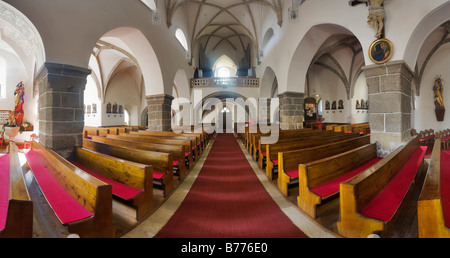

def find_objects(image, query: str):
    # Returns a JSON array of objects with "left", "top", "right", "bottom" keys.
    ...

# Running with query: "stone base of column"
[
  {"left": 278, "top": 92, "right": 305, "bottom": 130},
  {"left": 146, "top": 94, "right": 174, "bottom": 131},
  {"left": 36, "top": 62, "right": 90, "bottom": 159},
  {"left": 363, "top": 60, "right": 414, "bottom": 155}
]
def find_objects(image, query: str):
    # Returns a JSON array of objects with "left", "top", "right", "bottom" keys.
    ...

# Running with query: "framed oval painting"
[{"left": 369, "top": 38, "right": 393, "bottom": 64}]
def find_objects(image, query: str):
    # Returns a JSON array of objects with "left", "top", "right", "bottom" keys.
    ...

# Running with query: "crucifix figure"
[{"left": 349, "top": 0, "right": 385, "bottom": 38}]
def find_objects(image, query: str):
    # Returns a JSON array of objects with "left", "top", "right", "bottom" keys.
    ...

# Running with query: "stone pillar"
[
  {"left": 363, "top": 61, "right": 414, "bottom": 154},
  {"left": 258, "top": 98, "right": 271, "bottom": 124},
  {"left": 37, "top": 62, "right": 90, "bottom": 159},
  {"left": 146, "top": 94, "right": 174, "bottom": 131},
  {"left": 278, "top": 92, "right": 305, "bottom": 130}
]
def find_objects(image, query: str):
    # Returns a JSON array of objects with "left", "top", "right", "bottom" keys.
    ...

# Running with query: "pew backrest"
[
  {"left": 91, "top": 135, "right": 185, "bottom": 161},
  {"left": 83, "top": 139, "right": 172, "bottom": 173},
  {"left": 344, "top": 136, "right": 421, "bottom": 213},
  {"left": 31, "top": 140, "right": 109, "bottom": 214},
  {"left": 279, "top": 135, "right": 371, "bottom": 173},
  {"left": 300, "top": 143, "right": 378, "bottom": 189},
  {"left": 0, "top": 142, "right": 33, "bottom": 238}
]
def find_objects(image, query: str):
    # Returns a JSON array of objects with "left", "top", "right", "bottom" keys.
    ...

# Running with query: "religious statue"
[
  {"left": 13, "top": 81, "right": 25, "bottom": 125},
  {"left": 433, "top": 75, "right": 445, "bottom": 121},
  {"left": 434, "top": 76, "right": 444, "bottom": 109},
  {"left": 350, "top": 0, "right": 385, "bottom": 38},
  {"left": 106, "top": 102, "right": 112, "bottom": 113}
]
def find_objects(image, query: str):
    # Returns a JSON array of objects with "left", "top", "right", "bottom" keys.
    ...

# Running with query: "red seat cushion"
[
  {"left": 25, "top": 150, "right": 93, "bottom": 225},
  {"left": 441, "top": 151, "right": 450, "bottom": 228},
  {"left": 442, "top": 136, "right": 450, "bottom": 141},
  {"left": 173, "top": 160, "right": 180, "bottom": 166},
  {"left": 272, "top": 159, "right": 278, "bottom": 165},
  {"left": 360, "top": 146, "right": 427, "bottom": 222},
  {"left": 285, "top": 170, "right": 298, "bottom": 179},
  {"left": 153, "top": 170, "right": 166, "bottom": 180},
  {"left": 0, "top": 154, "right": 10, "bottom": 231},
  {"left": 311, "top": 157, "right": 382, "bottom": 198},
  {"left": 185, "top": 152, "right": 190, "bottom": 157},
  {"left": 71, "top": 161, "right": 143, "bottom": 201}
]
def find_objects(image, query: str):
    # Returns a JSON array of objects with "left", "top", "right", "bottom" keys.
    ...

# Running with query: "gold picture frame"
[{"left": 369, "top": 38, "right": 393, "bottom": 64}]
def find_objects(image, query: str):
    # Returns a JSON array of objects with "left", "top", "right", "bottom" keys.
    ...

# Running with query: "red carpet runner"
[{"left": 155, "top": 133, "right": 308, "bottom": 238}]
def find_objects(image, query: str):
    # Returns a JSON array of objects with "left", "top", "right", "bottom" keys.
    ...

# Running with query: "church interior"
[{"left": 1, "top": 0, "right": 450, "bottom": 240}]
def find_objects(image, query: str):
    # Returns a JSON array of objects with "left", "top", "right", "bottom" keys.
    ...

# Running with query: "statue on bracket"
[{"left": 433, "top": 75, "right": 445, "bottom": 121}]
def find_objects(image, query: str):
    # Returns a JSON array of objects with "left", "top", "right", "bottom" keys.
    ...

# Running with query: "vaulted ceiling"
[{"left": 166, "top": 0, "right": 283, "bottom": 66}]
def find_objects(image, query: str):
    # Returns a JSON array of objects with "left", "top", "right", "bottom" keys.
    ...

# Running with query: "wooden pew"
[
  {"left": 83, "top": 128, "right": 98, "bottom": 139},
  {"left": 0, "top": 142, "right": 33, "bottom": 238},
  {"left": 167, "top": 127, "right": 208, "bottom": 150},
  {"left": 277, "top": 135, "right": 371, "bottom": 196},
  {"left": 253, "top": 129, "right": 333, "bottom": 162},
  {"left": 297, "top": 143, "right": 381, "bottom": 218},
  {"left": 417, "top": 140, "right": 450, "bottom": 237},
  {"left": 24, "top": 140, "right": 116, "bottom": 238},
  {"left": 263, "top": 133, "right": 360, "bottom": 178},
  {"left": 129, "top": 131, "right": 200, "bottom": 161},
  {"left": 70, "top": 147, "right": 154, "bottom": 221},
  {"left": 83, "top": 126, "right": 109, "bottom": 139},
  {"left": 352, "top": 123, "right": 370, "bottom": 135},
  {"left": 91, "top": 135, "right": 187, "bottom": 180},
  {"left": 136, "top": 130, "right": 204, "bottom": 153},
  {"left": 83, "top": 139, "right": 174, "bottom": 197},
  {"left": 108, "top": 126, "right": 138, "bottom": 134},
  {"left": 107, "top": 133, "right": 194, "bottom": 171},
  {"left": 337, "top": 136, "right": 427, "bottom": 238},
  {"left": 148, "top": 130, "right": 204, "bottom": 153}
]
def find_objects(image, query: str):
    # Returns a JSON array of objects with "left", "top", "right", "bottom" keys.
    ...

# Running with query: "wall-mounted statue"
[
  {"left": 433, "top": 75, "right": 445, "bottom": 121},
  {"left": 106, "top": 102, "right": 112, "bottom": 114},
  {"left": 349, "top": 0, "right": 385, "bottom": 39},
  {"left": 112, "top": 103, "right": 118, "bottom": 114}
]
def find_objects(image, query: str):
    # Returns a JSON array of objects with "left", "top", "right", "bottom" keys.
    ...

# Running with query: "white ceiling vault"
[{"left": 165, "top": 0, "right": 283, "bottom": 67}]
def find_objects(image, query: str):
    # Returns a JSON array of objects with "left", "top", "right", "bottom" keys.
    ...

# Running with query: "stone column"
[
  {"left": 37, "top": 62, "right": 91, "bottom": 159},
  {"left": 363, "top": 61, "right": 414, "bottom": 154},
  {"left": 258, "top": 98, "right": 271, "bottom": 124},
  {"left": 277, "top": 92, "right": 305, "bottom": 130},
  {"left": 146, "top": 94, "right": 174, "bottom": 131}
]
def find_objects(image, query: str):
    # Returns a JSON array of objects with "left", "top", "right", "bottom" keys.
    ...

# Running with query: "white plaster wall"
[
  {"left": 103, "top": 72, "right": 142, "bottom": 126},
  {"left": 84, "top": 75, "right": 102, "bottom": 127},
  {"left": 351, "top": 73, "right": 370, "bottom": 124},
  {"left": 256, "top": 0, "right": 449, "bottom": 95},
  {"left": 308, "top": 66, "right": 350, "bottom": 124},
  {"left": 0, "top": 48, "right": 37, "bottom": 132},
  {"left": 5, "top": 0, "right": 192, "bottom": 97},
  {"left": 414, "top": 43, "right": 450, "bottom": 132}
]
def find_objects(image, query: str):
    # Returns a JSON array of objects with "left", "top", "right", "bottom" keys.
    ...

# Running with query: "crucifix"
[{"left": 349, "top": 0, "right": 385, "bottom": 39}]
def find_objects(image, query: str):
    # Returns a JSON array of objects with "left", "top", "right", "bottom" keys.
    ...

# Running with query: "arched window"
[
  {"left": 213, "top": 55, "right": 237, "bottom": 78},
  {"left": 262, "top": 28, "right": 274, "bottom": 50},
  {"left": 175, "top": 29, "right": 188, "bottom": 51},
  {"left": 217, "top": 67, "right": 231, "bottom": 78}
]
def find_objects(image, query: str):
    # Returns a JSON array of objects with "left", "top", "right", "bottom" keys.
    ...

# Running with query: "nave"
[
  {"left": 125, "top": 133, "right": 333, "bottom": 238},
  {"left": 11, "top": 131, "right": 333, "bottom": 238}
]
